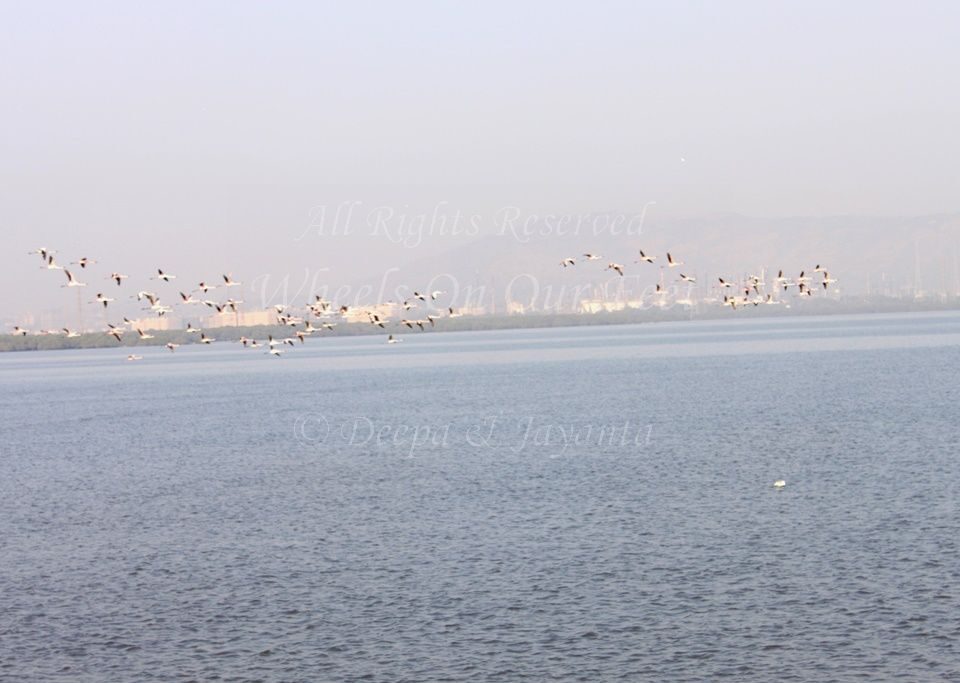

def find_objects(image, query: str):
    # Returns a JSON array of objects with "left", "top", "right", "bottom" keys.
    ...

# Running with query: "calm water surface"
[{"left": 1, "top": 312, "right": 959, "bottom": 681}]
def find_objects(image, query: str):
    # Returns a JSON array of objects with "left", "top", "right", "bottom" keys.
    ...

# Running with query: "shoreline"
[{"left": 3, "top": 298, "right": 959, "bottom": 353}]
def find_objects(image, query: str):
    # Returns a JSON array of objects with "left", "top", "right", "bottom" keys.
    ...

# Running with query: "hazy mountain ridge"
[{"left": 353, "top": 213, "right": 960, "bottom": 310}]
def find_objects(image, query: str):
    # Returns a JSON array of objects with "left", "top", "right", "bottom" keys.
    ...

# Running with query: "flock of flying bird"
[
  {"left": 15, "top": 247, "right": 464, "bottom": 359},
  {"left": 12, "top": 245, "right": 837, "bottom": 360},
  {"left": 559, "top": 249, "right": 837, "bottom": 309}
]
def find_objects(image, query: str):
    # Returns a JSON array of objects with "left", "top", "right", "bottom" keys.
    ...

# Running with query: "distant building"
[
  {"left": 205, "top": 309, "right": 277, "bottom": 328},
  {"left": 127, "top": 316, "right": 177, "bottom": 331},
  {"left": 15, "top": 310, "right": 67, "bottom": 330},
  {"left": 578, "top": 299, "right": 625, "bottom": 313},
  {"left": 343, "top": 303, "right": 399, "bottom": 324}
]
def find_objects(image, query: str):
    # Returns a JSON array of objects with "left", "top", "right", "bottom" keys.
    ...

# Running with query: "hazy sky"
[{"left": 3, "top": 1, "right": 959, "bottom": 319}]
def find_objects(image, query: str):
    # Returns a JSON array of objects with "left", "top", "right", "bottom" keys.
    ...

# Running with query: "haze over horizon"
[
  {"left": 6, "top": 7, "right": 960, "bottom": 681},
  {"left": 3, "top": 2, "right": 960, "bottom": 320}
]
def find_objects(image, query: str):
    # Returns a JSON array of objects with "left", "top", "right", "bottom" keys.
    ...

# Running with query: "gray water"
[{"left": 1, "top": 312, "right": 959, "bottom": 682}]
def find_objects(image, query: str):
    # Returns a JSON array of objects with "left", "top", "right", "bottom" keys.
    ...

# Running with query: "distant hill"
[{"left": 341, "top": 213, "right": 960, "bottom": 312}]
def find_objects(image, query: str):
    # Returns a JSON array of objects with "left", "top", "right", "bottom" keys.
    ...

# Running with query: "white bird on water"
[
  {"left": 387, "top": 334, "right": 402, "bottom": 344},
  {"left": 774, "top": 479, "right": 786, "bottom": 489}
]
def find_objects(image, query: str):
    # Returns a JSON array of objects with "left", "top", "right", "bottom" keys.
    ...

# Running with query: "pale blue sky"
[{"left": 2, "top": 1, "right": 959, "bottom": 317}]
